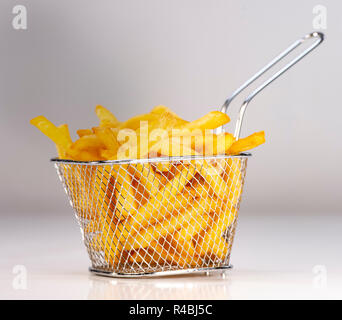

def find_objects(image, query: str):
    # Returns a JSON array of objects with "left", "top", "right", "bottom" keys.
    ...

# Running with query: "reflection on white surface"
[
  {"left": 87, "top": 271, "right": 230, "bottom": 300},
  {"left": 84, "top": 269, "right": 342, "bottom": 300},
  {"left": 1, "top": 214, "right": 342, "bottom": 299}
]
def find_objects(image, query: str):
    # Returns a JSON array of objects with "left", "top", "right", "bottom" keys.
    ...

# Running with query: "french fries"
[
  {"left": 30, "top": 116, "right": 72, "bottom": 158},
  {"left": 31, "top": 105, "right": 265, "bottom": 269},
  {"left": 181, "top": 111, "right": 230, "bottom": 131},
  {"left": 95, "top": 105, "right": 120, "bottom": 128},
  {"left": 228, "top": 131, "right": 265, "bottom": 155}
]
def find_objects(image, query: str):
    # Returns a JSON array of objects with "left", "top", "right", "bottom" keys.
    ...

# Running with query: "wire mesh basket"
[
  {"left": 51, "top": 32, "right": 323, "bottom": 277},
  {"left": 52, "top": 155, "right": 249, "bottom": 277}
]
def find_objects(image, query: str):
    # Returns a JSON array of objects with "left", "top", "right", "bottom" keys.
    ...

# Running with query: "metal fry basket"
[
  {"left": 53, "top": 155, "right": 249, "bottom": 277},
  {"left": 52, "top": 32, "right": 323, "bottom": 277}
]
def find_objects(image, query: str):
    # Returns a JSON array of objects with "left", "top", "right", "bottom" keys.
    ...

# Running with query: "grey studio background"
[{"left": 0, "top": 0, "right": 340, "bottom": 220}]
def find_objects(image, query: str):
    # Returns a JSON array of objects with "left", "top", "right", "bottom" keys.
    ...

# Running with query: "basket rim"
[
  {"left": 50, "top": 153, "right": 251, "bottom": 165},
  {"left": 89, "top": 265, "right": 233, "bottom": 278}
]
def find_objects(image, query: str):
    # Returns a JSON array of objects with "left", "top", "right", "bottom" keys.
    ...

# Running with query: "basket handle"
[{"left": 217, "top": 31, "right": 324, "bottom": 139}]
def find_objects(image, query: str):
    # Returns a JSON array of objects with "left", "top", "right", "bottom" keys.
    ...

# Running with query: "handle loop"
[{"left": 217, "top": 32, "right": 324, "bottom": 138}]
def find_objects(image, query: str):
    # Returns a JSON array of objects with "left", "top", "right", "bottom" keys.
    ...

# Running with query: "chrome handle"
[{"left": 217, "top": 32, "right": 324, "bottom": 139}]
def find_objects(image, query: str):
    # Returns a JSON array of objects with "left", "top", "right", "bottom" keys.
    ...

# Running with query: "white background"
[{"left": 0, "top": 0, "right": 341, "bottom": 300}]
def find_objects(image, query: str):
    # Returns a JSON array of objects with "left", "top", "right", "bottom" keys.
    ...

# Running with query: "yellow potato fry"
[
  {"left": 69, "top": 134, "right": 105, "bottom": 151},
  {"left": 172, "top": 228, "right": 196, "bottom": 258},
  {"left": 115, "top": 182, "right": 193, "bottom": 247},
  {"left": 100, "top": 149, "right": 116, "bottom": 160},
  {"left": 115, "top": 128, "right": 139, "bottom": 159},
  {"left": 171, "top": 198, "right": 211, "bottom": 256},
  {"left": 70, "top": 150, "right": 103, "bottom": 161},
  {"left": 154, "top": 112, "right": 188, "bottom": 131},
  {"left": 131, "top": 163, "right": 161, "bottom": 197},
  {"left": 90, "top": 219, "right": 126, "bottom": 268},
  {"left": 184, "top": 178, "right": 215, "bottom": 202},
  {"left": 66, "top": 134, "right": 106, "bottom": 160},
  {"left": 158, "top": 165, "right": 177, "bottom": 182},
  {"left": 148, "top": 127, "right": 200, "bottom": 156},
  {"left": 130, "top": 241, "right": 187, "bottom": 267},
  {"left": 148, "top": 135, "right": 199, "bottom": 158},
  {"left": 195, "top": 160, "right": 228, "bottom": 201},
  {"left": 58, "top": 124, "right": 72, "bottom": 143},
  {"left": 222, "top": 158, "right": 244, "bottom": 208},
  {"left": 191, "top": 132, "right": 214, "bottom": 155},
  {"left": 129, "top": 246, "right": 157, "bottom": 265},
  {"left": 30, "top": 116, "right": 72, "bottom": 153},
  {"left": 118, "top": 113, "right": 159, "bottom": 131},
  {"left": 164, "top": 139, "right": 198, "bottom": 157},
  {"left": 228, "top": 131, "right": 265, "bottom": 155},
  {"left": 196, "top": 206, "right": 237, "bottom": 260},
  {"left": 124, "top": 198, "right": 199, "bottom": 251},
  {"left": 130, "top": 175, "right": 150, "bottom": 208},
  {"left": 154, "top": 161, "right": 173, "bottom": 173},
  {"left": 56, "top": 124, "right": 72, "bottom": 158},
  {"left": 131, "top": 198, "right": 211, "bottom": 267},
  {"left": 167, "top": 234, "right": 204, "bottom": 267},
  {"left": 95, "top": 165, "right": 119, "bottom": 221},
  {"left": 181, "top": 111, "right": 230, "bottom": 131},
  {"left": 191, "top": 132, "right": 234, "bottom": 156},
  {"left": 200, "top": 235, "right": 229, "bottom": 261},
  {"left": 150, "top": 105, "right": 182, "bottom": 119},
  {"left": 112, "top": 164, "right": 138, "bottom": 220},
  {"left": 127, "top": 165, "right": 197, "bottom": 231},
  {"left": 90, "top": 181, "right": 135, "bottom": 267},
  {"left": 95, "top": 105, "right": 120, "bottom": 128},
  {"left": 93, "top": 127, "right": 119, "bottom": 157},
  {"left": 215, "top": 133, "right": 235, "bottom": 155},
  {"left": 77, "top": 129, "right": 93, "bottom": 138},
  {"left": 149, "top": 106, "right": 189, "bottom": 131}
]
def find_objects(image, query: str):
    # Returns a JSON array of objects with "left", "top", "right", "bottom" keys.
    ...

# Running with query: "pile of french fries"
[{"left": 31, "top": 105, "right": 265, "bottom": 270}]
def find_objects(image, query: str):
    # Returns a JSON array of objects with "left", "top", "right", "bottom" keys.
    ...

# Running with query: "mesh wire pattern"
[{"left": 53, "top": 155, "right": 249, "bottom": 276}]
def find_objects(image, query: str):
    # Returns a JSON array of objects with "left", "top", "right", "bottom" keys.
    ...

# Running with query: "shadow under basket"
[{"left": 52, "top": 154, "right": 250, "bottom": 277}]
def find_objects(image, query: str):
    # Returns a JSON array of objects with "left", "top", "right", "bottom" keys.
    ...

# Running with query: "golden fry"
[
  {"left": 171, "top": 198, "right": 211, "bottom": 256},
  {"left": 114, "top": 184, "right": 193, "bottom": 247},
  {"left": 112, "top": 164, "right": 138, "bottom": 220},
  {"left": 194, "top": 159, "right": 228, "bottom": 201},
  {"left": 95, "top": 105, "right": 120, "bottom": 128},
  {"left": 215, "top": 133, "right": 235, "bottom": 155},
  {"left": 76, "top": 129, "right": 92, "bottom": 138},
  {"left": 124, "top": 196, "right": 203, "bottom": 251},
  {"left": 130, "top": 241, "right": 187, "bottom": 267},
  {"left": 93, "top": 127, "right": 119, "bottom": 158},
  {"left": 150, "top": 105, "right": 182, "bottom": 119},
  {"left": 149, "top": 137, "right": 198, "bottom": 158},
  {"left": 30, "top": 116, "right": 72, "bottom": 152},
  {"left": 195, "top": 206, "right": 237, "bottom": 260},
  {"left": 181, "top": 111, "right": 230, "bottom": 131},
  {"left": 66, "top": 134, "right": 105, "bottom": 161},
  {"left": 31, "top": 107, "right": 264, "bottom": 162},
  {"left": 56, "top": 124, "right": 72, "bottom": 158},
  {"left": 228, "top": 131, "right": 265, "bottom": 155},
  {"left": 118, "top": 113, "right": 158, "bottom": 131},
  {"left": 131, "top": 163, "right": 161, "bottom": 197},
  {"left": 127, "top": 165, "right": 196, "bottom": 231}
]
